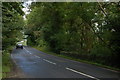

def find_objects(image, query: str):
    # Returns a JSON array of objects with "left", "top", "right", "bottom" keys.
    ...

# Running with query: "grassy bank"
[
  {"left": 2, "top": 51, "right": 13, "bottom": 78},
  {"left": 33, "top": 46, "right": 120, "bottom": 72}
]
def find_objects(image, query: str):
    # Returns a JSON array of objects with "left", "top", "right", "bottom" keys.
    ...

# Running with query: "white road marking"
[
  {"left": 43, "top": 59, "right": 56, "bottom": 65},
  {"left": 24, "top": 47, "right": 32, "bottom": 54},
  {"left": 24, "top": 47, "right": 42, "bottom": 59},
  {"left": 35, "top": 55, "right": 41, "bottom": 58},
  {"left": 24, "top": 47, "right": 118, "bottom": 74},
  {"left": 24, "top": 48, "right": 56, "bottom": 65},
  {"left": 29, "top": 52, "right": 32, "bottom": 54},
  {"left": 66, "top": 67, "right": 100, "bottom": 80},
  {"left": 23, "top": 47, "right": 27, "bottom": 51}
]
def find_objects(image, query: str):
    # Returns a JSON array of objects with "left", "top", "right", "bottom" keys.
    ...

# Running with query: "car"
[{"left": 16, "top": 43, "right": 23, "bottom": 49}]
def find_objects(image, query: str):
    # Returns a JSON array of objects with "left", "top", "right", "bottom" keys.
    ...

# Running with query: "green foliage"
[
  {"left": 2, "top": 2, "right": 25, "bottom": 51},
  {"left": 2, "top": 2, "right": 25, "bottom": 77},
  {"left": 2, "top": 52, "right": 12, "bottom": 78},
  {"left": 26, "top": 2, "right": 120, "bottom": 68},
  {"left": 2, "top": 53, "right": 11, "bottom": 72}
]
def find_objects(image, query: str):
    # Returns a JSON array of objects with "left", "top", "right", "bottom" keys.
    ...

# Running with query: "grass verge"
[
  {"left": 2, "top": 52, "right": 13, "bottom": 78},
  {"left": 33, "top": 46, "right": 120, "bottom": 72}
]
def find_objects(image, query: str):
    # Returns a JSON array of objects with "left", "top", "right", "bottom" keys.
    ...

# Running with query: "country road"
[{"left": 11, "top": 46, "right": 120, "bottom": 79}]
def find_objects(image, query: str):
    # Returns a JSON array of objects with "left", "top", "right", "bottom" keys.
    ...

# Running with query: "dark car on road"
[{"left": 16, "top": 44, "right": 23, "bottom": 49}]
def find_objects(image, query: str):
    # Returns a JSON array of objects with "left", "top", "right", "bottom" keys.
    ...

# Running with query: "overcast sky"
[{"left": 22, "top": 1, "right": 32, "bottom": 20}]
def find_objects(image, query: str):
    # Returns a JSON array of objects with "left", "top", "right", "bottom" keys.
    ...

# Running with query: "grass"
[
  {"left": 2, "top": 52, "right": 13, "bottom": 78},
  {"left": 33, "top": 46, "right": 120, "bottom": 72},
  {"left": 0, "top": 52, "right": 2, "bottom": 79},
  {"left": 0, "top": 65, "right": 2, "bottom": 79}
]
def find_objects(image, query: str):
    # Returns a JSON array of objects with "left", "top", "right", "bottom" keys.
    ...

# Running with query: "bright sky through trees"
[{"left": 22, "top": 1, "right": 32, "bottom": 20}]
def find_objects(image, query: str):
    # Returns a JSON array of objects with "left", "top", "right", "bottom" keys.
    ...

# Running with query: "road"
[{"left": 11, "top": 46, "right": 120, "bottom": 79}]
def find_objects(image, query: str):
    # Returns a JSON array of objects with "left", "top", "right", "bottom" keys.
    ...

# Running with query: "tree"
[
  {"left": 26, "top": 2, "right": 120, "bottom": 68},
  {"left": 2, "top": 2, "right": 25, "bottom": 52}
]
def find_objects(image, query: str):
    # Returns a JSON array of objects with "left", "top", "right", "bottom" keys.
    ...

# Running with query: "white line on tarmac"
[
  {"left": 35, "top": 55, "right": 41, "bottom": 58},
  {"left": 66, "top": 67, "right": 100, "bottom": 80},
  {"left": 43, "top": 59, "right": 56, "bottom": 65},
  {"left": 24, "top": 47, "right": 32, "bottom": 54},
  {"left": 29, "top": 52, "right": 32, "bottom": 54}
]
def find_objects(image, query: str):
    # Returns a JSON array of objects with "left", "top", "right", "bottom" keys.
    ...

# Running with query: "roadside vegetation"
[
  {"left": 26, "top": 2, "right": 120, "bottom": 69},
  {"left": 2, "top": 2, "right": 24, "bottom": 78},
  {"left": 2, "top": 52, "right": 12, "bottom": 78}
]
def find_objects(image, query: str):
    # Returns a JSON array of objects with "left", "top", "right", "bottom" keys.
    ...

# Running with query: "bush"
[{"left": 2, "top": 52, "right": 12, "bottom": 78}]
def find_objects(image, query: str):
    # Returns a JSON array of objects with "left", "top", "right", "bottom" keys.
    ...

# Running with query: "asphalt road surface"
[{"left": 11, "top": 46, "right": 120, "bottom": 80}]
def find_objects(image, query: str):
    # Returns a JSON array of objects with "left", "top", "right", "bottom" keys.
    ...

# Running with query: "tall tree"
[{"left": 2, "top": 2, "right": 25, "bottom": 52}]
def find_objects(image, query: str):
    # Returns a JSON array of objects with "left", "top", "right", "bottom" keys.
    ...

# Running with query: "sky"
[
  {"left": 21, "top": 0, "right": 110, "bottom": 20},
  {"left": 22, "top": 1, "right": 33, "bottom": 20}
]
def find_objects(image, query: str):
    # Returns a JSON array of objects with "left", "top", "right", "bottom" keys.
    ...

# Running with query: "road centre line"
[
  {"left": 24, "top": 47, "right": 32, "bottom": 54},
  {"left": 35, "top": 55, "right": 41, "bottom": 58},
  {"left": 66, "top": 67, "right": 100, "bottom": 80},
  {"left": 22, "top": 47, "right": 118, "bottom": 77},
  {"left": 23, "top": 47, "right": 112, "bottom": 79},
  {"left": 29, "top": 52, "right": 32, "bottom": 54},
  {"left": 24, "top": 48, "right": 42, "bottom": 58},
  {"left": 24, "top": 47, "right": 28, "bottom": 52},
  {"left": 24, "top": 47, "right": 56, "bottom": 65},
  {"left": 23, "top": 47, "right": 119, "bottom": 73},
  {"left": 43, "top": 59, "right": 56, "bottom": 65}
]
